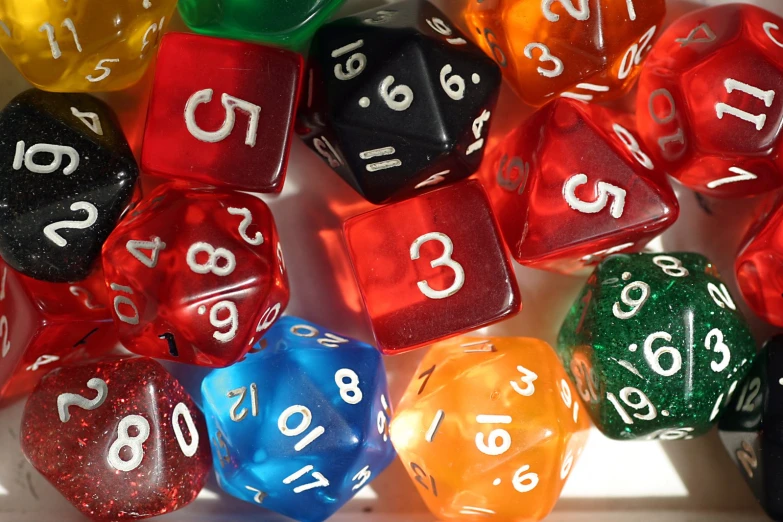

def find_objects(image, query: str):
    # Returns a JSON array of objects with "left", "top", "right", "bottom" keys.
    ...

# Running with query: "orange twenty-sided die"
[
  {"left": 390, "top": 336, "right": 590, "bottom": 521},
  {"left": 463, "top": 0, "right": 666, "bottom": 106}
]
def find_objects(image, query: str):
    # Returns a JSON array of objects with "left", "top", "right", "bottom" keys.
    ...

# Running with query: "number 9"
[{"left": 210, "top": 300, "right": 239, "bottom": 343}]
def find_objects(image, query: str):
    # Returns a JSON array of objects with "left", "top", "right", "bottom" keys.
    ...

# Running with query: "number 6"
[{"left": 410, "top": 232, "right": 465, "bottom": 300}]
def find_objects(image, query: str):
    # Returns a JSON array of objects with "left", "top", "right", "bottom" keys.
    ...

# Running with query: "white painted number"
[
  {"left": 426, "top": 17, "right": 467, "bottom": 45},
  {"left": 475, "top": 415, "right": 512, "bottom": 456},
  {"left": 278, "top": 405, "right": 325, "bottom": 452},
  {"left": 410, "top": 232, "right": 465, "bottom": 300},
  {"left": 70, "top": 107, "right": 103, "bottom": 135},
  {"left": 43, "top": 201, "right": 98, "bottom": 247},
  {"left": 563, "top": 174, "right": 626, "bottom": 218},
  {"left": 228, "top": 383, "right": 258, "bottom": 422},
  {"left": 27, "top": 355, "right": 60, "bottom": 372},
  {"left": 618, "top": 26, "right": 656, "bottom": 80},
  {"left": 108, "top": 415, "right": 151, "bottom": 472},
  {"left": 111, "top": 283, "right": 140, "bottom": 326},
  {"left": 86, "top": 59, "right": 119, "bottom": 83},
  {"left": 39, "top": 19, "right": 82, "bottom": 59},
  {"left": 607, "top": 387, "right": 657, "bottom": 424},
  {"left": 676, "top": 23, "right": 716, "bottom": 48},
  {"left": 643, "top": 331, "right": 682, "bottom": 377},
  {"left": 185, "top": 89, "right": 261, "bottom": 146},
  {"left": 209, "top": 300, "right": 239, "bottom": 343},
  {"left": 335, "top": 369, "right": 363, "bottom": 405},
  {"left": 764, "top": 22, "right": 783, "bottom": 48},
  {"left": 511, "top": 365, "right": 538, "bottom": 397},
  {"left": 0, "top": 316, "right": 9, "bottom": 358},
  {"left": 186, "top": 242, "right": 236, "bottom": 276},
  {"left": 523, "top": 42, "right": 564, "bottom": 78},
  {"left": 612, "top": 123, "right": 654, "bottom": 170},
  {"left": 705, "top": 328, "right": 730, "bottom": 373},
  {"left": 708, "top": 282, "right": 736, "bottom": 310},
  {"left": 333, "top": 40, "right": 367, "bottom": 81},
  {"left": 715, "top": 78, "right": 775, "bottom": 131},
  {"left": 228, "top": 207, "right": 264, "bottom": 246},
  {"left": 707, "top": 166, "right": 758, "bottom": 190},
  {"left": 283, "top": 465, "right": 330, "bottom": 493},
  {"left": 736, "top": 377, "right": 761, "bottom": 413},
  {"left": 440, "top": 64, "right": 466, "bottom": 101},
  {"left": 612, "top": 280, "right": 650, "bottom": 319},
  {"left": 737, "top": 441, "right": 758, "bottom": 478},
  {"left": 380, "top": 75, "right": 414, "bottom": 111},
  {"left": 14, "top": 141, "right": 79, "bottom": 175},
  {"left": 57, "top": 377, "right": 108, "bottom": 422},
  {"left": 542, "top": 0, "right": 590, "bottom": 22},
  {"left": 512, "top": 465, "right": 539, "bottom": 493},
  {"left": 652, "top": 255, "right": 689, "bottom": 277},
  {"left": 172, "top": 402, "right": 199, "bottom": 457},
  {"left": 126, "top": 237, "right": 166, "bottom": 268},
  {"left": 69, "top": 286, "right": 104, "bottom": 310},
  {"left": 352, "top": 466, "right": 372, "bottom": 491}
]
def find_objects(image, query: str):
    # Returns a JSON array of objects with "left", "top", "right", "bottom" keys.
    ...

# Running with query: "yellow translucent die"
[
  {"left": 463, "top": 0, "right": 666, "bottom": 106},
  {"left": 391, "top": 337, "right": 590, "bottom": 521},
  {"left": 0, "top": 1, "right": 177, "bottom": 92}
]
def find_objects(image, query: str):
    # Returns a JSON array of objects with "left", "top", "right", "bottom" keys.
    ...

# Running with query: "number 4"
[{"left": 126, "top": 237, "right": 166, "bottom": 268}]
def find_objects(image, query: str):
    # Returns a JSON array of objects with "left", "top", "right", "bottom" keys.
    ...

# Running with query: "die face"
[
  {"left": 299, "top": 1, "right": 501, "bottom": 204},
  {"left": 637, "top": 4, "right": 783, "bottom": 198},
  {"left": 558, "top": 252, "right": 756, "bottom": 440},
  {"left": 20, "top": 358, "right": 211, "bottom": 521},
  {"left": 178, "top": 0, "right": 346, "bottom": 49},
  {"left": 344, "top": 180, "right": 521, "bottom": 354},
  {"left": 102, "top": 183, "right": 289, "bottom": 367},
  {"left": 719, "top": 341, "right": 783, "bottom": 519},
  {"left": 463, "top": 0, "right": 666, "bottom": 106},
  {"left": 0, "top": 259, "right": 118, "bottom": 403},
  {"left": 0, "top": 0, "right": 176, "bottom": 92},
  {"left": 202, "top": 317, "right": 395, "bottom": 522},
  {"left": 0, "top": 90, "right": 139, "bottom": 282},
  {"left": 142, "top": 33, "right": 303, "bottom": 193},
  {"left": 391, "top": 337, "right": 590, "bottom": 521},
  {"left": 481, "top": 99, "right": 679, "bottom": 274},
  {"left": 736, "top": 201, "right": 783, "bottom": 327}
]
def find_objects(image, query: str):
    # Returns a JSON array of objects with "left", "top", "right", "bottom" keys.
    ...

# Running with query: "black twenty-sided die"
[
  {"left": 719, "top": 337, "right": 783, "bottom": 521},
  {"left": 297, "top": 0, "right": 501, "bottom": 204},
  {"left": 0, "top": 89, "right": 138, "bottom": 282}
]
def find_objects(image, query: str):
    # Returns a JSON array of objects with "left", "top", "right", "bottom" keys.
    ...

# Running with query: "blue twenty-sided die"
[{"left": 202, "top": 316, "right": 396, "bottom": 522}]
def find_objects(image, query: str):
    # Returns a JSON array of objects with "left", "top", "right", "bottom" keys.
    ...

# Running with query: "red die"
[
  {"left": 480, "top": 99, "right": 679, "bottom": 274},
  {"left": 102, "top": 183, "right": 289, "bottom": 367},
  {"left": 142, "top": 32, "right": 303, "bottom": 193},
  {"left": 344, "top": 180, "right": 521, "bottom": 354},
  {"left": 736, "top": 195, "right": 783, "bottom": 326},
  {"left": 0, "top": 261, "right": 117, "bottom": 403},
  {"left": 21, "top": 358, "right": 211, "bottom": 521},
  {"left": 637, "top": 4, "right": 783, "bottom": 198}
]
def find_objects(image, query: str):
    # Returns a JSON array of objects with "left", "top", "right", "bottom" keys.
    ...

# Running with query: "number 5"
[
  {"left": 563, "top": 173, "right": 626, "bottom": 218},
  {"left": 410, "top": 232, "right": 465, "bottom": 300},
  {"left": 185, "top": 89, "right": 261, "bottom": 146},
  {"left": 86, "top": 58, "right": 119, "bottom": 83}
]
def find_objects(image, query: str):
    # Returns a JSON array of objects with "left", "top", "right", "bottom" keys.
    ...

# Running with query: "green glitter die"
[{"left": 557, "top": 252, "right": 756, "bottom": 441}]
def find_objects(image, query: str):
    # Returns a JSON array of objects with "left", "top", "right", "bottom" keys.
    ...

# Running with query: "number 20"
[{"left": 410, "top": 232, "right": 465, "bottom": 300}]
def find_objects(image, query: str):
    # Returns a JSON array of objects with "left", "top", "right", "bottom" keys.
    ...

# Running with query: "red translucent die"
[
  {"left": 102, "top": 183, "right": 289, "bottom": 367},
  {"left": 736, "top": 195, "right": 783, "bottom": 326},
  {"left": 480, "top": 99, "right": 679, "bottom": 274},
  {"left": 637, "top": 4, "right": 783, "bottom": 198},
  {"left": 0, "top": 260, "right": 117, "bottom": 403},
  {"left": 21, "top": 358, "right": 211, "bottom": 521},
  {"left": 344, "top": 180, "right": 521, "bottom": 354},
  {"left": 142, "top": 32, "right": 303, "bottom": 193}
]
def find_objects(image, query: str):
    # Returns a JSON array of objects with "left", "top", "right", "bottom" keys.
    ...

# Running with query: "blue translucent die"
[{"left": 202, "top": 316, "right": 395, "bottom": 522}]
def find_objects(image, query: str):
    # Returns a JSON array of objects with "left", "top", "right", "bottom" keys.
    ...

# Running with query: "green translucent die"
[
  {"left": 178, "top": 0, "right": 346, "bottom": 49},
  {"left": 557, "top": 252, "right": 756, "bottom": 441}
]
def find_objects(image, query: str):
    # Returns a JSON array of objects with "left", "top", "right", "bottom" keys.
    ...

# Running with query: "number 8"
[{"left": 410, "top": 232, "right": 465, "bottom": 300}]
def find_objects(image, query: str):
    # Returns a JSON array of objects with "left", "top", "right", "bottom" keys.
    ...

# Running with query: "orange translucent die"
[
  {"left": 391, "top": 336, "right": 590, "bottom": 521},
  {"left": 463, "top": 0, "right": 666, "bottom": 106}
]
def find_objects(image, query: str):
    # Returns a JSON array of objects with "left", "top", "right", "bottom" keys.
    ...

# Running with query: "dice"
[
  {"left": 637, "top": 4, "right": 783, "bottom": 198},
  {"left": 298, "top": 0, "right": 501, "bottom": 204},
  {"left": 719, "top": 336, "right": 783, "bottom": 521},
  {"left": 0, "top": 260, "right": 117, "bottom": 403},
  {"left": 480, "top": 99, "right": 679, "bottom": 274},
  {"left": 21, "top": 358, "right": 211, "bottom": 521},
  {"left": 0, "top": 0, "right": 175, "bottom": 92},
  {"left": 0, "top": 90, "right": 138, "bottom": 282},
  {"left": 391, "top": 336, "right": 589, "bottom": 521},
  {"left": 142, "top": 33, "right": 303, "bottom": 193},
  {"left": 736, "top": 195, "right": 783, "bottom": 327},
  {"left": 178, "top": 0, "right": 346, "bottom": 49},
  {"left": 344, "top": 180, "right": 521, "bottom": 354},
  {"left": 201, "top": 316, "right": 395, "bottom": 522},
  {"left": 463, "top": 0, "right": 665, "bottom": 106},
  {"left": 102, "top": 183, "right": 289, "bottom": 367},
  {"left": 558, "top": 252, "right": 756, "bottom": 440}
]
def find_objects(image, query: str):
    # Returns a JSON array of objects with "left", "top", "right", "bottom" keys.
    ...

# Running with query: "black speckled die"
[{"left": 0, "top": 89, "right": 138, "bottom": 282}]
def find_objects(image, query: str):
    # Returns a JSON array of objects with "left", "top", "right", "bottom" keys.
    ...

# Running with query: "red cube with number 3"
[
  {"left": 344, "top": 180, "right": 521, "bottom": 354},
  {"left": 142, "top": 32, "right": 303, "bottom": 192}
]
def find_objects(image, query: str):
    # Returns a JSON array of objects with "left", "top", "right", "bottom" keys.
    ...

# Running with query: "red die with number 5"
[
  {"left": 142, "top": 32, "right": 303, "bottom": 193},
  {"left": 344, "top": 180, "right": 521, "bottom": 355},
  {"left": 102, "top": 183, "right": 289, "bottom": 367}
]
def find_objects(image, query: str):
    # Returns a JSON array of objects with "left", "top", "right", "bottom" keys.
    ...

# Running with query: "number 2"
[
  {"left": 410, "top": 232, "right": 465, "bottom": 300},
  {"left": 57, "top": 377, "right": 109, "bottom": 422},
  {"left": 43, "top": 201, "right": 98, "bottom": 247}
]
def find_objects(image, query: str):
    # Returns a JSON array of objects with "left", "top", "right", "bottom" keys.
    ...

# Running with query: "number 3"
[{"left": 410, "top": 232, "right": 465, "bottom": 300}]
